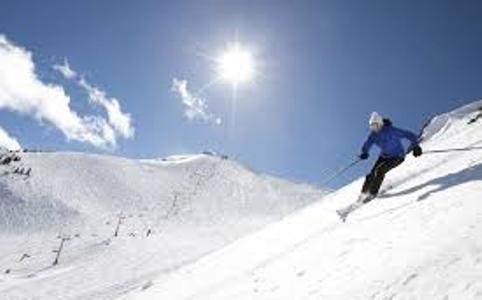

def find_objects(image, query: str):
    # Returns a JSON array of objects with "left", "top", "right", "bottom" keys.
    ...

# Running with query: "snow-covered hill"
[
  {"left": 127, "top": 100, "right": 482, "bottom": 300},
  {"left": 0, "top": 151, "right": 325, "bottom": 299}
]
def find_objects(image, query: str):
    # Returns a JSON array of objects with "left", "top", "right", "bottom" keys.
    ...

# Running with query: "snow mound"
[
  {"left": 128, "top": 100, "right": 482, "bottom": 300},
  {"left": 421, "top": 99, "right": 482, "bottom": 142},
  {"left": 0, "top": 152, "right": 325, "bottom": 299}
]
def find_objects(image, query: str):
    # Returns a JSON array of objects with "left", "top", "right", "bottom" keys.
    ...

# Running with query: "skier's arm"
[
  {"left": 395, "top": 127, "right": 419, "bottom": 149},
  {"left": 361, "top": 133, "right": 375, "bottom": 157}
]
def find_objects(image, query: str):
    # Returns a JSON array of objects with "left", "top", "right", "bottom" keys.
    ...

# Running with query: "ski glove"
[
  {"left": 412, "top": 145, "right": 422, "bottom": 157},
  {"left": 359, "top": 153, "right": 369, "bottom": 160}
]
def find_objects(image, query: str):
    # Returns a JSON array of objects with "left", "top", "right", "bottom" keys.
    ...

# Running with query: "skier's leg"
[
  {"left": 361, "top": 157, "right": 385, "bottom": 194},
  {"left": 362, "top": 157, "right": 384, "bottom": 193},
  {"left": 361, "top": 174, "right": 373, "bottom": 194},
  {"left": 368, "top": 157, "right": 404, "bottom": 196}
]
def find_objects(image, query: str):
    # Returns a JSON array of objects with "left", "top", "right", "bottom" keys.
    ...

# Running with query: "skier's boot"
[{"left": 360, "top": 192, "right": 376, "bottom": 203}]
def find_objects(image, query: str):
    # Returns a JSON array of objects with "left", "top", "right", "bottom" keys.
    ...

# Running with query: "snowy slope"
[
  {"left": 0, "top": 152, "right": 325, "bottom": 299},
  {"left": 128, "top": 100, "right": 482, "bottom": 300}
]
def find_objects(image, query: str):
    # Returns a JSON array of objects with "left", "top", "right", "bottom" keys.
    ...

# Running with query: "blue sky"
[{"left": 1, "top": 0, "right": 482, "bottom": 188}]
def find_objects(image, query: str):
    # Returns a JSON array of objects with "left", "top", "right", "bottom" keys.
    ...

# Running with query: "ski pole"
[
  {"left": 423, "top": 146, "right": 482, "bottom": 154},
  {"left": 321, "top": 158, "right": 362, "bottom": 185}
]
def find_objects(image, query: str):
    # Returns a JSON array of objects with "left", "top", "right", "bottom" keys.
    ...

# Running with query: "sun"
[{"left": 217, "top": 43, "right": 255, "bottom": 85}]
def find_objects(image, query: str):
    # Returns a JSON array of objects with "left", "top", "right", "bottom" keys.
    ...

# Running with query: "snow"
[
  {"left": 0, "top": 152, "right": 325, "bottom": 299},
  {"left": 126, "top": 101, "right": 482, "bottom": 300},
  {"left": 3, "top": 101, "right": 482, "bottom": 300}
]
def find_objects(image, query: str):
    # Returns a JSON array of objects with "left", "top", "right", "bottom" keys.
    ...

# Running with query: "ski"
[{"left": 337, "top": 193, "right": 375, "bottom": 222}]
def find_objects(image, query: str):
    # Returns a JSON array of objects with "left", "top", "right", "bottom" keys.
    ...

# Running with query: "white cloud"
[
  {"left": 79, "top": 78, "right": 134, "bottom": 139},
  {"left": 0, "top": 126, "right": 21, "bottom": 150},
  {"left": 171, "top": 78, "right": 221, "bottom": 125},
  {"left": 0, "top": 35, "right": 134, "bottom": 149},
  {"left": 53, "top": 59, "right": 134, "bottom": 140},
  {"left": 53, "top": 59, "right": 77, "bottom": 79}
]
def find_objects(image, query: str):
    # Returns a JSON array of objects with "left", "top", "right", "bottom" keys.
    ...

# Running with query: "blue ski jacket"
[{"left": 361, "top": 121, "right": 419, "bottom": 158}]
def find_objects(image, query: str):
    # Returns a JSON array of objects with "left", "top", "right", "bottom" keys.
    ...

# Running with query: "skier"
[{"left": 337, "top": 112, "right": 423, "bottom": 221}]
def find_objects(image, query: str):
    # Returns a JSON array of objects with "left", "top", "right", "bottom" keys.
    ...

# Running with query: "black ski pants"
[{"left": 362, "top": 156, "right": 404, "bottom": 196}]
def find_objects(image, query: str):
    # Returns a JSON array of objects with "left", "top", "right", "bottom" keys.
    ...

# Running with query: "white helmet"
[{"left": 369, "top": 112, "right": 383, "bottom": 131}]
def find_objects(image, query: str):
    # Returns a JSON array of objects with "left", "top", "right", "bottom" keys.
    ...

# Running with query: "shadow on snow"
[{"left": 383, "top": 162, "right": 482, "bottom": 201}]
